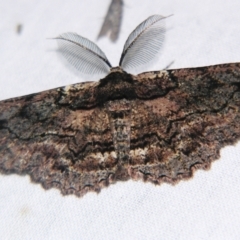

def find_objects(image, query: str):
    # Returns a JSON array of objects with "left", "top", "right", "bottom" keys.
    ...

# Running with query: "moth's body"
[{"left": 0, "top": 15, "right": 240, "bottom": 197}]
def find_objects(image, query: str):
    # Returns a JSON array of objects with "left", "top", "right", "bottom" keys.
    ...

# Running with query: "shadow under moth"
[{"left": 0, "top": 15, "right": 240, "bottom": 197}]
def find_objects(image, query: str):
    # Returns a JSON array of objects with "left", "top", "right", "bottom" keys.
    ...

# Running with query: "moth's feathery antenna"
[
  {"left": 119, "top": 15, "right": 172, "bottom": 72},
  {"left": 53, "top": 32, "right": 112, "bottom": 76},
  {"left": 52, "top": 15, "right": 172, "bottom": 75}
]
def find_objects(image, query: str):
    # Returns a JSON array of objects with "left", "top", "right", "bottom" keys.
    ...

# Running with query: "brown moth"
[
  {"left": 0, "top": 15, "right": 240, "bottom": 198},
  {"left": 97, "top": 0, "right": 123, "bottom": 42}
]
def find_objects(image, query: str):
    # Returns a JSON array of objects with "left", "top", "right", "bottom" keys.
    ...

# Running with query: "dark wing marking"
[
  {"left": 128, "top": 63, "right": 240, "bottom": 184},
  {"left": 119, "top": 15, "right": 167, "bottom": 72},
  {"left": 97, "top": 0, "right": 123, "bottom": 42},
  {"left": 54, "top": 32, "right": 112, "bottom": 75}
]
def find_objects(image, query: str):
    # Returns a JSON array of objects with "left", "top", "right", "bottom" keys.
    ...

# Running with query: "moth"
[
  {"left": 97, "top": 0, "right": 123, "bottom": 42},
  {"left": 0, "top": 15, "right": 240, "bottom": 198}
]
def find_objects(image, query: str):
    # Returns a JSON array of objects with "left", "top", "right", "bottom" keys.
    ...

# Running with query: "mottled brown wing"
[
  {"left": 128, "top": 63, "right": 240, "bottom": 184},
  {"left": 97, "top": 0, "right": 123, "bottom": 42},
  {"left": 0, "top": 81, "right": 127, "bottom": 197},
  {"left": 1, "top": 63, "right": 240, "bottom": 198}
]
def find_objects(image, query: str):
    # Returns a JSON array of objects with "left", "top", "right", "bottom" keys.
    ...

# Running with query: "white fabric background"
[{"left": 0, "top": 0, "right": 240, "bottom": 239}]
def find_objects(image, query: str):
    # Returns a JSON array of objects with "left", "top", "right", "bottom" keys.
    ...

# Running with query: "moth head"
[{"left": 110, "top": 66, "right": 124, "bottom": 73}]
